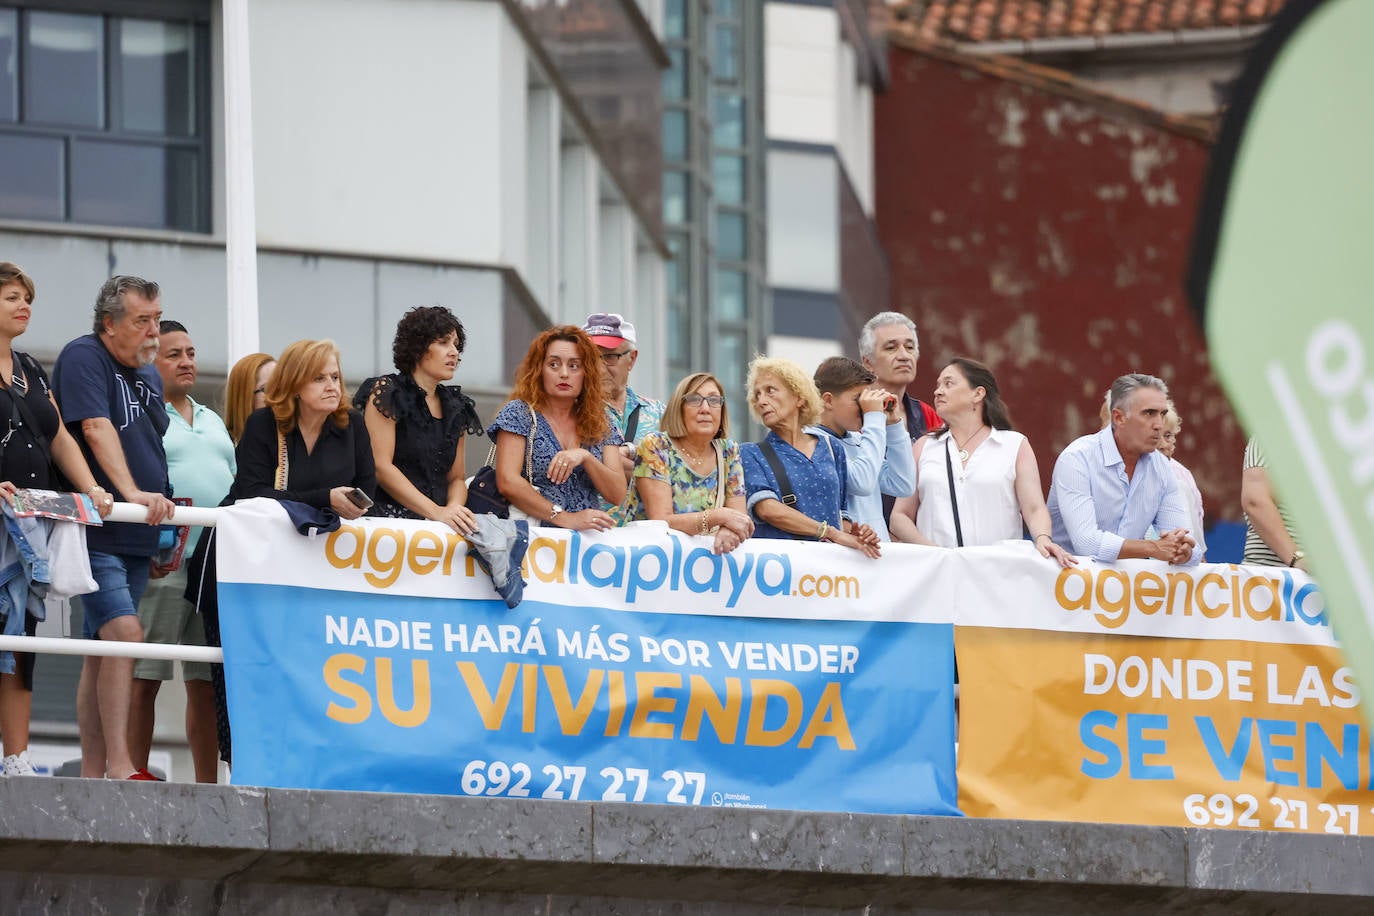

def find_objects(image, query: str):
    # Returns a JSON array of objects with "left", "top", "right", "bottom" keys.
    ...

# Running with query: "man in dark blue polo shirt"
[{"left": 53, "top": 275, "right": 177, "bottom": 781}]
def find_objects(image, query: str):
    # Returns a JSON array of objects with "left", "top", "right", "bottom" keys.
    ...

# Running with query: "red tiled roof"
[{"left": 893, "top": 0, "right": 1288, "bottom": 44}]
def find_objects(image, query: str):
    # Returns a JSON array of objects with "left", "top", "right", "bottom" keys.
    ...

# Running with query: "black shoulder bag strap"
[
  {"left": 625, "top": 404, "right": 642, "bottom": 443},
  {"left": 1, "top": 356, "right": 53, "bottom": 456},
  {"left": 943, "top": 436, "right": 965, "bottom": 547},
  {"left": 758, "top": 440, "right": 796, "bottom": 506}
]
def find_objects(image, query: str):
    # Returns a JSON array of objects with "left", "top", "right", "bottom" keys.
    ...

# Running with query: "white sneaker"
[{"left": 2, "top": 750, "right": 37, "bottom": 776}]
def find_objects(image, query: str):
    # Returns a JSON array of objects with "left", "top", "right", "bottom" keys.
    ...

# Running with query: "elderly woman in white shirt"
[
  {"left": 1159, "top": 403, "right": 1207, "bottom": 562},
  {"left": 889, "top": 357, "right": 1074, "bottom": 566}
]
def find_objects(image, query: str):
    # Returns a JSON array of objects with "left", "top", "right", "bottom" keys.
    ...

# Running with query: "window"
[
  {"left": 713, "top": 154, "right": 743, "bottom": 205},
  {"left": 717, "top": 209, "right": 746, "bottom": 261},
  {"left": 663, "top": 109, "right": 688, "bottom": 162},
  {"left": 0, "top": 6, "right": 209, "bottom": 232},
  {"left": 715, "top": 268, "right": 746, "bottom": 322}
]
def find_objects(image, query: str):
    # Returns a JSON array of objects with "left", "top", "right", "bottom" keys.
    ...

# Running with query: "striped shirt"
[
  {"left": 1048, "top": 426, "right": 1197, "bottom": 564},
  {"left": 1242, "top": 437, "right": 1298, "bottom": 566}
]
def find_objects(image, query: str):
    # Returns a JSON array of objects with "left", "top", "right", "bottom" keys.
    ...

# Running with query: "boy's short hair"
[{"left": 813, "top": 356, "right": 875, "bottom": 395}]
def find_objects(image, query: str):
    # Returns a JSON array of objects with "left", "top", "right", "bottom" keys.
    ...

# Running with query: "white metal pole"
[
  {"left": 223, "top": 0, "right": 261, "bottom": 362},
  {"left": 0, "top": 635, "right": 222, "bottom": 663}
]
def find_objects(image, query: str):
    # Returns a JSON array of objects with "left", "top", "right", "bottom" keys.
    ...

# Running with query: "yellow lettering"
[
  {"left": 681, "top": 675, "right": 741, "bottom": 742},
  {"left": 522, "top": 663, "right": 538, "bottom": 733},
  {"left": 375, "top": 657, "right": 430, "bottom": 728},
  {"left": 408, "top": 530, "right": 443, "bottom": 575},
  {"left": 1165, "top": 572, "right": 1195, "bottom": 615},
  {"left": 798, "top": 682, "right": 856, "bottom": 750},
  {"left": 1054, "top": 567, "right": 1092, "bottom": 610},
  {"left": 543, "top": 666, "right": 604, "bottom": 736},
  {"left": 1094, "top": 569, "right": 1130, "bottom": 629},
  {"left": 1136, "top": 572, "right": 1166, "bottom": 614},
  {"left": 325, "top": 525, "right": 365, "bottom": 571},
  {"left": 364, "top": 527, "right": 406, "bottom": 588},
  {"left": 323, "top": 653, "right": 371, "bottom": 724},
  {"left": 1242, "top": 576, "right": 1282, "bottom": 621},
  {"left": 744, "top": 679, "right": 802, "bottom": 747},
  {"left": 1197, "top": 572, "right": 1228, "bottom": 618},
  {"left": 457, "top": 661, "right": 519, "bottom": 730},
  {"left": 629, "top": 671, "right": 681, "bottom": 739},
  {"left": 525, "top": 536, "right": 567, "bottom": 583},
  {"left": 604, "top": 669, "right": 626, "bottom": 736}
]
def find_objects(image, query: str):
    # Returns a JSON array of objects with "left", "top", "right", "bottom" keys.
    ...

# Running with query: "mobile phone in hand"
[{"left": 346, "top": 487, "right": 373, "bottom": 510}]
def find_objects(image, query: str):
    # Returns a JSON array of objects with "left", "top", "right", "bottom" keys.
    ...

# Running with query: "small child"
[{"left": 810, "top": 357, "right": 915, "bottom": 542}]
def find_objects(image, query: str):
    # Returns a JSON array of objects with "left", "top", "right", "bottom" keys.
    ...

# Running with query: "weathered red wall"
[{"left": 875, "top": 46, "right": 1244, "bottom": 522}]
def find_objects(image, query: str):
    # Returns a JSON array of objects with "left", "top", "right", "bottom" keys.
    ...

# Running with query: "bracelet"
[
  {"left": 1034, "top": 533, "right": 1051, "bottom": 543},
  {"left": 816, "top": 521, "right": 829, "bottom": 542},
  {"left": 700, "top": 509, "right": 712, "bottom": 535}
]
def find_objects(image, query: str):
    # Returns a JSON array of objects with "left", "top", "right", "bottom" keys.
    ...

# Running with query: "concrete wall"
[
  {"left": 874, "top": 46, "right": 1245, "bottom": 522},
  {"left": 1, "top": 778, "right": 1371, "bottom": 914}
]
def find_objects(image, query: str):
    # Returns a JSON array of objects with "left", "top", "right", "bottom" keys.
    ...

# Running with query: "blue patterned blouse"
[
  {"left": 740, "top": 428, "right": 849, "bottom": 540},
  {"left": 486, "top": 400, "right": 623, "bottom": 513}
]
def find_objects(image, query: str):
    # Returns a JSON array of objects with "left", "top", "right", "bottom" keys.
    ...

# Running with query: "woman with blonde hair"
[
  {"left": 631, "top": 372, "right": 752, "bottom": 553},
  {"left": 223, "top": 352, "right": 276, "bottom": 443},
  {"left": 740, "top": 356, "right": 879, "bottom": 556},
  {"left": 488, "top": 326, "right": 625, "bottom": 530}
]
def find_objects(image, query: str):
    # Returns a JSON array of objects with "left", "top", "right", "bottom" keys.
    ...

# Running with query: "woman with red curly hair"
[{"left": 487, "top": 326, "right": 626, "bottom": 529}]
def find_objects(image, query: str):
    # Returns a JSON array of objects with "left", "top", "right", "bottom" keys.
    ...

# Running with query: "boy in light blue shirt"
[{"left": 810, "top": 357, "right": 915, "bottom": 541}]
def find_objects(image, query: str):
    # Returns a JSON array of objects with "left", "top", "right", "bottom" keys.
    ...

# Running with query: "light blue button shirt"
[{"left": 1047, "top": 426, "right": 1197, "bottom": 564}]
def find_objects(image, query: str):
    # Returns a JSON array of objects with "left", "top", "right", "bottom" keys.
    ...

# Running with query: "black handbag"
[{"left": 466, "top": 404, "right": 536, "bottom": 517}]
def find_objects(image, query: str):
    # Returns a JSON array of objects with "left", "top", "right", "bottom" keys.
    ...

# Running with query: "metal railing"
[{"left": 0, "top": 502, "right": 224, "bottom": 663}]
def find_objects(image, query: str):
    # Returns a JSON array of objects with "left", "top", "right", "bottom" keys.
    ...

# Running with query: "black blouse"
[
  {"left": 353, "top": 373, "right": 482, "bottom": 519},
  {"left": 229, "top": 407, "right": 376, "bottom": 509},
  {"left": 0, "top": 352, "right": 60, "bottom": 489}
]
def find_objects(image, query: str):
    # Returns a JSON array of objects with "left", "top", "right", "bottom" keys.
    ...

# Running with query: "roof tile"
[{"left": 891, "top": 0, "right": 1288, "bottom": 43}]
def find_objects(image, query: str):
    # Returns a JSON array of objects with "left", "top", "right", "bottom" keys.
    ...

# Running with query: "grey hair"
[
  {"left": 1109, "top": 373, "right": 1169, "bottom": 416},
  {"left": 93, "top": 275, "right": 160, "bottom": 334},
  {"left": 859, "top": 311, "right": 919, "bottom": 361}
]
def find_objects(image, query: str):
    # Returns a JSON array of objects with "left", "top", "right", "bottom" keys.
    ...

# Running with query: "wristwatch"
[
  {"left": 548, "top": 504, "right": 564, "bottom": 524},
  {"left": 1289, "top": 549, "right": 1306, "bottom": 568}
]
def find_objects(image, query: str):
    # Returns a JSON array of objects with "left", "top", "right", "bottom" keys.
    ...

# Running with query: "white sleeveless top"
[{"left": 915, "top": 428, "right": 1025, "bottom": 548}]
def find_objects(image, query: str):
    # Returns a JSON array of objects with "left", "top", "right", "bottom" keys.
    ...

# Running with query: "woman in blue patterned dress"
[
  {"left": 631, "top": 372, "right": 752, "bottom": 554},
  {"left": 740, "top": 356, "right": 881, "bottom": 557},
  {"left": 488, "top": 326, "right": 626, "bottom": 530}
]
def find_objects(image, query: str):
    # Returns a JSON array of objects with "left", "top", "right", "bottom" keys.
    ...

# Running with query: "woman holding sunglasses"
[{"left": 630, "top": 373, "right": 752, "bottom": 554}]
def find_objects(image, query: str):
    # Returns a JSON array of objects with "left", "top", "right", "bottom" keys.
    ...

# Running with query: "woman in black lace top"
[{"left": 355, "top": 306, "right": 484, "bottom": 533}]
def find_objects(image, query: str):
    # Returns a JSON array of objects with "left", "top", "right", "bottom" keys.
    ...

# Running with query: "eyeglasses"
[
  {"left": 253, "top": 386, "right": 266, "bottom": 395},
  {"left": 601, "top": 349, "right": 634, "bottom": 365},
  {"left": 683, "top": 394, "right": 725, "bottom": 408}
]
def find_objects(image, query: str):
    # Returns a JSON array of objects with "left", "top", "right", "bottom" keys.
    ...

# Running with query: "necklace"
[
  {"left": 953, "top": 426, "right": 989, "bottom": 463},
  {"left": 676, "top": 439, "right": 714, "bottom": 469}
]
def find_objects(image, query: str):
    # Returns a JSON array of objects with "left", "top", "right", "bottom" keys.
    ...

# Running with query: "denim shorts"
[{"left": 77, "top": 551, "right": 152, "bottom": 640}]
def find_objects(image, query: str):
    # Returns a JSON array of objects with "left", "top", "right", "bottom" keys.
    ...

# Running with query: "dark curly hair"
[{"left": 392, "top": 306, "right": 466, "bottom": 375}]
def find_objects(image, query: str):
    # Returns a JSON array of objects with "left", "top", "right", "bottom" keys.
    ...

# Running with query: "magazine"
[
  {"left": 155, "top": 498, "right": 194, "bottom": 572},
  {"left": 7, "top": 488, "right": 103, "bottom": 525}
]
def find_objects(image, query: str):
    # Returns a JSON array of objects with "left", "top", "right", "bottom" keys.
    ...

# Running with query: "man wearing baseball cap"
[{"left": 582, "top": 313, "right": 665, "bottom": 523}]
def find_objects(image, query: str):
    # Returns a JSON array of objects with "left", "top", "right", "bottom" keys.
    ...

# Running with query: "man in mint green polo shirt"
[{"left": 129, "top": 321, "right": 236, "bottom": 783}]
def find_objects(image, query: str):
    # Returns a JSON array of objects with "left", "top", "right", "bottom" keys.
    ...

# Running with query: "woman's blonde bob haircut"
[
  {"left": 746, "top": 356, "right": 823, "bottom": 428},
  {"left": 265, "top": 339, "right": 351, "bottom": 435},
  {"left": 660, "top": 372, "right": 730, "bottom": 440}
]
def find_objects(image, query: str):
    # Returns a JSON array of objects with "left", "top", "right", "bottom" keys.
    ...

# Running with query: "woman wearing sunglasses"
[{"left": 630, "top": 373, "right": 752, "bottom": 554}]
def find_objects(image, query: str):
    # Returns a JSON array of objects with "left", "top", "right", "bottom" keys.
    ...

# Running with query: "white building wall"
[{"left": 248, "top": 0, "right": 515, "bottom": 264}]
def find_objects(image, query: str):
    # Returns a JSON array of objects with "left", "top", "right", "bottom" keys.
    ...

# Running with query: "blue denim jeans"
[{"left": 78, "top": 551, "right": 152, "bottom": 639}]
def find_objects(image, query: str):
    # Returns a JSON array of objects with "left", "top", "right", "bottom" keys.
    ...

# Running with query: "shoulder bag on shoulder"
[{"left": 466, "top": 404, "right": 537, "bottom": 518}]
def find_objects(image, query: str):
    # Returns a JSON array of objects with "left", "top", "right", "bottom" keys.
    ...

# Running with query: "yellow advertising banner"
[{"left": 958, "top": 606, "right": 1372, "bottom": 836}]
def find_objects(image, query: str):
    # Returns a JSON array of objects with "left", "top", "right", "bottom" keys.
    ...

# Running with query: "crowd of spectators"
[{"left": 0, "top": 263, "right": 1310, "bottom": 781}]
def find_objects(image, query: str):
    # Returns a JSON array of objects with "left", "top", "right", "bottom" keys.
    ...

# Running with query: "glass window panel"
[
  {"left": 713, "top": 331, "right": 746, "bottom": 422},
  {"left": 663, "top": 47, "right": 687, "bottom": 100},
  {"left": 71, "top": 140, "right": 199, "bottom": 231},
  {"left": 24, "top": 11, "right": 104, "bottom": 128},
  {"left": 715, "top": 268, "right": 746, "bottom": 322},
  {"left": 713, "top": 92, "right": 743, "bottom": 148},
  {"left": 713, "top": 24, "right": 738, "bottom": 82},
  {"left": 118, "top": 19, "right": 194, "bottom": 136},
  {"left": 0, "top": 133, "right": 64, "bottom": 220},
  {"left": 664, "top": 0, "right": 686, "bottom": 38},
  {"left": 715, "top": 0, "right": 738, "bottom": 19},
  {"left": 662, "top": 109, "right": 688, "bottom": 162},
  {"left": 717, "top": 209, "right": 746, "bottom": 260},
  {"left": 663, "top": 170, "right": 689, "bottom": 225},
  {"left": 713, "top": 154, "right": 743, "bottom": 205},
  {"left": 0, "top": 10, "right": 17, "bottom": 121}
]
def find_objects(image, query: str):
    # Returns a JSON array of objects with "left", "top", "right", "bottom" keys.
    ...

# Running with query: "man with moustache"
[{"left": 53, "top": 276, "right": 177, "bottom": 781}]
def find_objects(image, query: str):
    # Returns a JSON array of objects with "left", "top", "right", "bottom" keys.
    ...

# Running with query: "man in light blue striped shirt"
[{"left": 1048, "top": 374, "right": 1199, "bottom": 565}]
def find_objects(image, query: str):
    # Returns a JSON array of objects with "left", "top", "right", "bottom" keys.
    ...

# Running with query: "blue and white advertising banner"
[{"left": 214, "top": 499, "right": 959, "bottom": 815}]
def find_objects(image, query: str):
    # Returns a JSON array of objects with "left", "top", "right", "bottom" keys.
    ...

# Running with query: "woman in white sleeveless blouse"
[{"left": 889, "top": 358, "right": 1075, "bottom": 566}]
